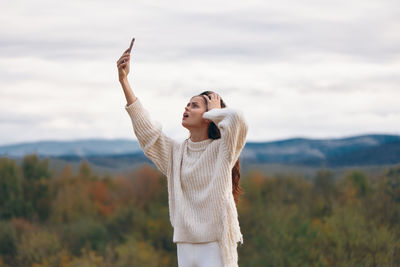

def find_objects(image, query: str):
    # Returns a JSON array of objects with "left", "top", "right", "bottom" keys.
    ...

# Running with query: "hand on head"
[{"left": 203, "top": 93, "right": 221, "bottom": 111}]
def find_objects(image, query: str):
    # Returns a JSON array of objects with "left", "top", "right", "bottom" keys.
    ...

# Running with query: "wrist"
[{"left": 119, "top": 77, "right": 128, "bottom": 83}]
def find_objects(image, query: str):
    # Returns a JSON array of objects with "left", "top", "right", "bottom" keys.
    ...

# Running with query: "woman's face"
[{"left": 181, "top": 95, "right": 209, "bottom": 129}]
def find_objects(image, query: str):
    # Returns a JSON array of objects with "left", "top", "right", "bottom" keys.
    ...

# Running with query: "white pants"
[{"left": 177, "top": 241, "right": 224, "bottom": 267}]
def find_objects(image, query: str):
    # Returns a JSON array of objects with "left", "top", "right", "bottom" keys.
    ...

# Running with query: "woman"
[{"left": 116, "top": 42, "right": 248, "bottom": 267}]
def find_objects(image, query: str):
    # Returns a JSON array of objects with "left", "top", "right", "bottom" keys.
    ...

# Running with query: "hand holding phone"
[
  {"left": 118, "top": 37, "right": 135, "bottom": 80},
  {"left": 122, "top": 37, "right": 135, "bottom": 63}
]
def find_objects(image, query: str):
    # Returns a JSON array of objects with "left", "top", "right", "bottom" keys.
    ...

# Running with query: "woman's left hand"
[{"left": 204, "top": 93, "right": 221, "bottom": 110}]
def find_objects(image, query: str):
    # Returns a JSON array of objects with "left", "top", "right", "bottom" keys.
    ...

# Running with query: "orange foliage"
[
  {"left": 59, "top": 165, "right": 73, "bottom": 181},
  {"left": 112, "top": 165, "right": 163, "bottom": 210},
  {"left": 113, "top": 175, "right": 136, "bottom": 206},
  {"left": 249, "top": 170, "right": 264, "bottom": 187},
  {"left": 132, "top": 165, "right": 163, "bottom": 209},
  {"left": 87, "top": 180, "right": 114, "bottom": 217}
]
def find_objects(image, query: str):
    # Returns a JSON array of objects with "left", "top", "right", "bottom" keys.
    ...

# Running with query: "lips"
[{"left": 183, "top": 112, "right": 189, "bottom": 118}]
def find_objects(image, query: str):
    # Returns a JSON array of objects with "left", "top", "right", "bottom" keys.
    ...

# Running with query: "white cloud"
[{"left": 0, "top": 0, "right": 399, "bottom": 146}]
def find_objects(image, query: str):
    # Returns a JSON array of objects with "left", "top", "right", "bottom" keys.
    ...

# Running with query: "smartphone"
[
  {"left": 127, "top": 37, "right": 135, "bottom": 53},
  {"left": 122, "top": 37, "right": 135, "bottom": 64}
]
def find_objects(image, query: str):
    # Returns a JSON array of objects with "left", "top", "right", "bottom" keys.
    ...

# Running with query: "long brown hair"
[{"left": 198, "top": 90, "right": 244, "bottom": 205}]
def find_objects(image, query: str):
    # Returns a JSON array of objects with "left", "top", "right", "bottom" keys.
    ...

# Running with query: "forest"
[{"left": 0, "top": 154, "right": 399, "bottom": 266}]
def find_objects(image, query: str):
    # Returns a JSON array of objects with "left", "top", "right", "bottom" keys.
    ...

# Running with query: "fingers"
[
  {"left": 118, "top": 49, "right": 131, "bottom": 63},
  {"left": 211, "top": 93, "right": 220, "bottom": 100},
  {"left": 203, "top": 93, "right": 221, "bottom": 110},
  {"left": 116, "top": 54, "right": 130, "bottom": 65},
  {"left": 123, "top": 48, "right": 131, "bottom": 55},
  {"left": 117, "top": 59, "right": 128, "bottom": 67},
  {"left": 117, "top": 57, "right": 129, "bottom": 69},
  {"left": 117, "top": 61, "right": 129, "bottom": 69},
  {"left": 203, "top": 93, "right": 220, "bottom": 102}
]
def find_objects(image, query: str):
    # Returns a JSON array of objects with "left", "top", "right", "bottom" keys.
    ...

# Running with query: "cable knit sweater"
[{"left": 124, "top": 97, "right": 248, "bottom": 267}]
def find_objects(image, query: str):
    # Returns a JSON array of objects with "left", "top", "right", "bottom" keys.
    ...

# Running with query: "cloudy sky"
[{"left": 1, "top": 0, "right": 399, "bottom": 146}]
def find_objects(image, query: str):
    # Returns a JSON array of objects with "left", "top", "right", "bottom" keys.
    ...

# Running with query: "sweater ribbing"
[{"left": 125, "top": 97, "right": 248, "bottom": 267}]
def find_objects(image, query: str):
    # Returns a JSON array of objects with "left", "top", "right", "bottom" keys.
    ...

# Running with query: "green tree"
[
  {"left": 61, "top": 217, "right": 108, "bottom": 256},
  {"left": 346, "top": 170, "right": 370, "bottom": 197},
  {"left": 0, "top": 158, "right": 25, "bottom": 219},
  {"left": 311, "top": 169, "right": 336, "bottom": 218},
  {"left": 385, "top": 165, "right": 400, "bottom": 203},
  {"left": 21, "top": 154, "right": 52, "bottom": 221},
  {"left": 16, "top": 229, "right": 65, "bottom": 266},
  {"left": 0, "top": 221, "right": 17, "bottom": 261}
]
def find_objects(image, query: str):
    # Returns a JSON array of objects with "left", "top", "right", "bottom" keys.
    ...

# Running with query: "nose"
[{"left": 185, "top": 106, "right": 189, "bottom": 112}]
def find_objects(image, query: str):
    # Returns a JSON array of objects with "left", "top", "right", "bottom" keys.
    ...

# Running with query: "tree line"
[{"left": 0, "top": 154, "right": 399, "bottom": 266}]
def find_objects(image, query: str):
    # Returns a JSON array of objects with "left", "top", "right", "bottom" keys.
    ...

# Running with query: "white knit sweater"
[{"left": 125, "top": 97, "right": 248, "bottom": 267}]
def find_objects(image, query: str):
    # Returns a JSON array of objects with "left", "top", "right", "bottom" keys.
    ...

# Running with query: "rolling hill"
[{"left": 1, "top": 134, "right": 399, "bottom": 178}]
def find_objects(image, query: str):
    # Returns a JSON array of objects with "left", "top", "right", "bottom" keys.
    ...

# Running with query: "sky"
[{"left": 1, "top": 0, "right": 399, "bottom": 146}]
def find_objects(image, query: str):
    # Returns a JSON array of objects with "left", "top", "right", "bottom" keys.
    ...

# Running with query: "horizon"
[{"left": 1, "top": 132, "right": 399, "bottom": 147}]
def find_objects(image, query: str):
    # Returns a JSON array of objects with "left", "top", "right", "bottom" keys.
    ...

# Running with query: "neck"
[{"left": 189, "top": 129, "right": 209, "bottom": 142}]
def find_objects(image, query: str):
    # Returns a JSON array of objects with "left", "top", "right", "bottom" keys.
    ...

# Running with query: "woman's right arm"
[
  {"left": 117, "top": 49, "right": 137, "bottom": 106},
  {"left": 117, "top": 46, "right": 175, "bottom": 177}
]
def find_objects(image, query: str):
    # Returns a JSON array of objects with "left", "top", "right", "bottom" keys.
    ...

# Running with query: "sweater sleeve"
[
  {"left": 202, "top": 107, "right": 248, "bottom": 165},
  {"left": 124, "top": 97, "right": 175, "bottom": 177}
]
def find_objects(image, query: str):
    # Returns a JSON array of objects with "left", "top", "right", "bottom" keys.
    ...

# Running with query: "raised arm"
[
  {"left": 201, "top": 94, "right": 249, "bottom": 165},
  {"left": 117, "top": 39, "right": 174, "bottom": 176},
  {"left": 124, "top": 97, "right": 175, "bottom": 176}
]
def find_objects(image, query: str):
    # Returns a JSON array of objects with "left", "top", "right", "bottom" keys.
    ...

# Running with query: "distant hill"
[
  {"left": 0, "top": 138, "right": 141, "bottom": 157},
  {"left": 241, "top": 134, "right": 400, "bottom": 167},
  {"left": 1, "top": 134, "right": 400, "bottom": 175}
]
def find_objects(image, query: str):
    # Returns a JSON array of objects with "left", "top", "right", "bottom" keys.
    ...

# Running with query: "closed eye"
[{"left": 187, "top": 102, "right": 199, "bottom": 107}]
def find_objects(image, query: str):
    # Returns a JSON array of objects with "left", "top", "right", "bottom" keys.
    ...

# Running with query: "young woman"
[{"left": 116, "top": 42, "right": 248, "bottom": 267}]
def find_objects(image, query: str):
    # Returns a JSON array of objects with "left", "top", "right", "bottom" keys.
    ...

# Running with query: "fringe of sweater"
[{"left": 218, "top": 191, "right": 244, "bottom": 267}]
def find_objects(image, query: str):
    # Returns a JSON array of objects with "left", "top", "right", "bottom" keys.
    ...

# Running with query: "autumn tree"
[{"left": 21, "top": 154, "right": 52, "bottom": 221}]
